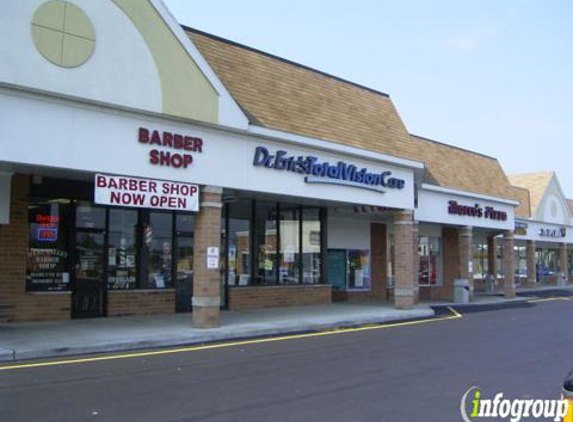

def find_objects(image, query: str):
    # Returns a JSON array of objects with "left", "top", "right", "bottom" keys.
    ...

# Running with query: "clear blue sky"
[{"left": 164, "top": 0, "right": 573, "bottom": 198}]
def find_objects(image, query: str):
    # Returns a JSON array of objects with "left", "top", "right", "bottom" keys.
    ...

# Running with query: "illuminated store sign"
[
  {"left": 253, "top": 146, "right": 405, "bottom": 193},
  {"left": 447, "top": 201, "right": 507, "bottom": 221},
  {"left": 36, "top": 214, "right": 59, "bottom": 242},
  {"left": 138, "top": 127, "right": 203, "bottom": 169},
  {"left": 95, "top": 174, "right": 199, "bottom": 212}
]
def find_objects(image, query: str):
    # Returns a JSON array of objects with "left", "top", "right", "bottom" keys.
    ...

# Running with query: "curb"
[
  {"left": 2, "top": 308, "right": 435, "bottom": 362},
  {"left": 0, "top": 348, "right": 15, "bottom": 362}
]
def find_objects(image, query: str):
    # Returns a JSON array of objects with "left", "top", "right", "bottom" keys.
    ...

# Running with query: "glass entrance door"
[
  {"left": 175, "top": 235, "right": 194, "bottom": 312},
  {"left": 175, "top": 214, "right": 195, "bottom": 312},
  {"left": 73, "top": 231, "right": 105, "bottom": 318}
]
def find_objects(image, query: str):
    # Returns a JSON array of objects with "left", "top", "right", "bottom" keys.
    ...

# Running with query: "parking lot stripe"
[{"left": 0, "top": 307, "right": 462, "bottom": 372}]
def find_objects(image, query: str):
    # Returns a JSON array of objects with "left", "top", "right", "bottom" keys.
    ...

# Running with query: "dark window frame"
[{"left": 224, "top": 199, "right": 326, "bottom": 289}]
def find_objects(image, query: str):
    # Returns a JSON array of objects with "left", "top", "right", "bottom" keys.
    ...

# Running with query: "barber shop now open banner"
[{"left": 94, "top": 174, "right": 199, "bottom": 212}]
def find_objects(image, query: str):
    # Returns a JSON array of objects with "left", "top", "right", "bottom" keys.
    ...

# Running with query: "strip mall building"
[{"left": 1, "top": 0, "right": 572, "bottom": 326}]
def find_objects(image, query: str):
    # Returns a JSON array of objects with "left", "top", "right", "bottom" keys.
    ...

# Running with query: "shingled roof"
[
  {"left": 509, "top": 186, "right": 532, "bottom": 218},
  {"left": 186, "top": 27, "right": 519, "bottom": 201},
  {"left": 407, "top": 135, "right": 517, "bottom": 200},
  {"left": 507, "top": 172, "right": 554, "bottom": 215}
]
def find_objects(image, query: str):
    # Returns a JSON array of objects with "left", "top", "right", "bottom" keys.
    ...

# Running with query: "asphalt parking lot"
[{"left": 0, "top": 296, "right": 571, "bottom": 422}]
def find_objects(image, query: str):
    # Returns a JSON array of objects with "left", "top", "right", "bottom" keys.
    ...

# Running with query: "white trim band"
[
  {"left": 201, "top": 201, "right": 223, "bottom": 209},
  {"left": 394, "top": 288, "right": 416, "bottom": 297},
  {"left": 192, "top": 296, "right": 221, "bottom": 307},
  {"left": 202, "top": 186, "right": 223, "bottom": 194},
  {"left": 421, "top": 183, "right": 520, "bottom": 206}
]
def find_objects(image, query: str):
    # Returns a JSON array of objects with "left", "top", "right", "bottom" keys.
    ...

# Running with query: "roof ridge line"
[{"left": 183, "top": 25, "right": 391, "bottom": 99}]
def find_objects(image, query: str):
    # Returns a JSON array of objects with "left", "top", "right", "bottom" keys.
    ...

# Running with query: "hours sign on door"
[{"left": 94, "top": 174, "right": 199, "bottom": 212}]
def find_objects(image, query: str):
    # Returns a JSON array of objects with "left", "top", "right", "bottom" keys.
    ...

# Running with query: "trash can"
[
  {"left": 454, "top": 279, "right": 470, "bottom": 304},
  {"left": 562, "top": 370, "right": 573, "bottom": 421},
  {"left": 484, "top": 274, "right": 496, "bottom": 294},
  {"left": 557, "top": 272, "right": 567, "bottom": 286}
]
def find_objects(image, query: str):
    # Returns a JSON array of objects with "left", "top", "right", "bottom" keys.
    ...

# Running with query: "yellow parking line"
[
  {"left": 0, "top": 307, "right": 462, "bottom": 372},
  {"left": 527, "top": 297, "right": 571, "bottom": 303}
]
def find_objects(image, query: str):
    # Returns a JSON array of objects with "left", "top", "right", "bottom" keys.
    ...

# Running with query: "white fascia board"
[
  {"left": 248, "top": 125, "right": 425, "bottom": 170},
  {"left": 150, "top": 0, "right": 249, "bottom": 131},
  {"left": 516, "top": 216, "right": 573, "bottom": 228},
  {"left": 421, "top": 183, "right": 520, "bottom": 206}
]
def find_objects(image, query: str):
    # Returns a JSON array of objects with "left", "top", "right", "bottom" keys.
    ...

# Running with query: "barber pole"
[{"left": 145, "top": 225, "right": 153, "bottom": 247}]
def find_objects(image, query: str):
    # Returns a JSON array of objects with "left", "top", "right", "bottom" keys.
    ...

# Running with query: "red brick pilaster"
[
  {"left": 370, "top": 223, "right": 388, "bottom": 301},
  {"left": 525, "top": 240, "right": 536, "bottom": 287},
  {"left": 192, "top": 186, "right": 222, "bottom": 328},
  {"left": 560, "top": 242, "right": 569, "bottom": 284},
  {"left": 503, "top": 231, "right": 516, "bottom": 298},
  {"left": 394, "top": 211, "right": 417, "bottom": 309}
]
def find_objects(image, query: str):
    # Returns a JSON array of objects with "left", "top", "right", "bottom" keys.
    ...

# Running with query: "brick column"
[
  {"left": 503, "top": 231, "right": 516, "bottom": 298},
  {"left": 394, "top": 211, "right": 417, "bottom": 309},
  {"left": 412, "top": 220, "right": 420, "bottom": 304},
  {"left": 370, "top": 223, "right": 388, "bottom": 301},
  {"left": 525, "top": 240, "right": 536, "bottom": 287},
  {"left": 458, "top": 226, "right": 474, "bottom": 300},
  {"left": 192, "top": 186, "right": 223, "bottom": 328},
  {"left": 560, "top": 242, "right": 569, "bottom": 283}
]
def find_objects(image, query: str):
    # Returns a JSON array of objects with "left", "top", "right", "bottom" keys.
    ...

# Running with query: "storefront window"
[
  {"left": 515, "top": 246, "right": 527, "bottom": 281},
  {"left": 302, "top": 208, "right": 321, "bottom": 284},
  {"left": 496, "top": 244, "right": 504, "bottom": 279},
  {"left": 27, "top": 200, "right": 71, "bottom": 292},
  {"left": 76, "top": 201, "right": 105, "bottom": 229},
  {"left": 147, "top": 212, "right": 173, "bottom": 289},
  {"left": 537, "top": 248, "right": 557, "bottom": 282},
  {"left": 107, "top": 209, "right": 137, "bottom": 290},
  {"left": 473, "top": 244, "right": 488, "bottom": 280},
  {"left": 226, "top": 201, "right": 251, "bottom": 286},
  {"left": 327, "top": 249, "right": 370, "bottom": 290},
  {"left": 348, "top": 249, "right": 371, "bottom": 289},
  {"left": 418, "top": 237, "right": 441, "bottom": 285},
  {"left": 254, "top": 202, "right": 278, "bottom": 285},
  {"left": 224, "top": 200, "right": 324, "bottom": 288},
  {"left": 279, "top": 204, "right": 300, "bottom": 284}
]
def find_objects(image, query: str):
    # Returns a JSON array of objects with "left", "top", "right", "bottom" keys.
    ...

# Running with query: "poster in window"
[
  {"left": 27, "top": 248, "right": 70, "bottom": 291},
  {"left": 27, "top": 202, "right": 71, "bottom": 292},
  {"left": 354, "top": 269, "right": 364, "bottom": 287},
  {"left": 284, "top": 245, "right": 296, "bottom": 263}
]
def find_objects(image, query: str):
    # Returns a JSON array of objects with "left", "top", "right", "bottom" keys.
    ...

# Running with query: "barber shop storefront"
[{"left": 26, "top": 175, "right": 200, "bottom": 318}]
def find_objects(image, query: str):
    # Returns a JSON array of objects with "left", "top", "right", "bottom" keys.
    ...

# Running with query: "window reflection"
[
  {"left": 147, "top": 212, "right": 173, "bottom": 289},
  {"left": 279, "top": 204, "right": 300, "bottom": 284},
  {"left": 227, "top": 201, "right": 251, "bottom": 286},
  {"left": 302, "top": 208, "right": 321, "bottom": 284},
  {"left": 418, "top": 237, "right": 441, "bottom": 285},
  {"left": 224, "top": 200, "right": 324, "bottom": 287},
  {"left": 107, "top": 209, "right": 137, "bottom": 289},
  {"left": 254, "top": 202, "right": 277, "bottom": 285}
]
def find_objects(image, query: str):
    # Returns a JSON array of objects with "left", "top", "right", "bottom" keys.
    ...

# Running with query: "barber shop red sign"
[{"left": 138, "top": 127, "right": 203, "bottom": 169}]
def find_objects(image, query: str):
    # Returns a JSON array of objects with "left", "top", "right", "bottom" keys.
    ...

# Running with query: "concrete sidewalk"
[{"left": 0, "top": 303, "right": 435, "bottom": 362}]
